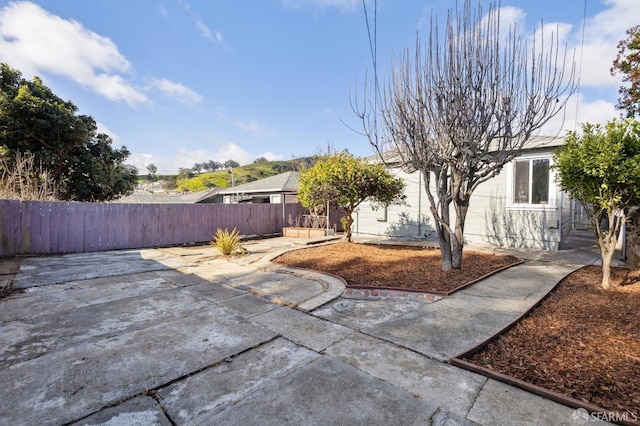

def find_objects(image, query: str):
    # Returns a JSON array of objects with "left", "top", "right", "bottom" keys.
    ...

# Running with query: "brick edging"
[{"left": 343, "top": 287, "right": 441, "bottom": 302}]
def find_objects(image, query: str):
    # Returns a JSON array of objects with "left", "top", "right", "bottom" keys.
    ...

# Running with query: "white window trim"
[{"left": 506, "top": 154, "right": 557, "bottom": 211}]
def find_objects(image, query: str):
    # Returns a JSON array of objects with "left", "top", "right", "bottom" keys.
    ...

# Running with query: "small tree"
[
  {"left": 611, "top": 25, "right": 640, "bottom": 118},
  {"left": 298, "top": 151, "right": 406, "bottom": 242},
  {"left": 553, "top": 119, "right": 640, "bottom": 289},
  {"left": 207, "top": 160, "right": 222, "bottom": 171},
  {"left": 146, "top": 163, "right": 158, "bottom": 182},
  {"left": 177, "top": 167, "right": 193, "bottom": 180}
]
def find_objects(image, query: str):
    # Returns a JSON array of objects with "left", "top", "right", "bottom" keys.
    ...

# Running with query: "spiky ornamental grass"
[{"left": 212, "top": 228, "right": 244, "bottom": 256}]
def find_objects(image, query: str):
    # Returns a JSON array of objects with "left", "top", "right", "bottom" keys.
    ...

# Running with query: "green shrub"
[{"left": 212, "top": 228, "right": 243, "bottom": 256}]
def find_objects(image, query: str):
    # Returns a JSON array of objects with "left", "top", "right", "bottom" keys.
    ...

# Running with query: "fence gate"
[{"left": 572, "top": 199, "right": 592, "bottom": 231}]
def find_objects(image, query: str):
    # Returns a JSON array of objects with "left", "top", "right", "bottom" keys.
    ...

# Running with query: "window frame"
[{"left": 506, "top": 154, "right": 557, "bottom": 211}]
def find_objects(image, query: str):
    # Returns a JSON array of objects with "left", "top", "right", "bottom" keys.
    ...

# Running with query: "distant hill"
[{"left": 175, "top": 160, "right": 307, "bottom": 192}]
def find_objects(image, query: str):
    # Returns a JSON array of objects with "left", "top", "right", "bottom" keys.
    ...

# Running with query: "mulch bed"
[
  {"left": 273, "top": 242, "right": 521, "bottom": 294},
  {"left": 276, "top": 242, "right": 640, "bottom": 418},
  {"left": 462, "top": 265, "right": 640, "bottom": 419}
]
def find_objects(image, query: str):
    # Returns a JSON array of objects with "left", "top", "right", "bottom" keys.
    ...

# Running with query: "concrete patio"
[{"left": 0, "top": 236, "right": 613, "bottom": 425}]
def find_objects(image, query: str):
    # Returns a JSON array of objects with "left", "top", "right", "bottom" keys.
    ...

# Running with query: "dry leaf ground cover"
[
  {"left": 274, "top": 242, "right": 520, "bottom": 294},
  {"left": 463, "top": 266, "right": 640, "bottom": 419}
]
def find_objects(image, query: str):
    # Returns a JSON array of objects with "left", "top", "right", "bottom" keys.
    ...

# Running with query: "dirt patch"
[
  {"left": 463, "top": 265, "right": 640, "bottom": 419},
  {"left": 273, "top": 242, "right": 520, "bottom": 294}
]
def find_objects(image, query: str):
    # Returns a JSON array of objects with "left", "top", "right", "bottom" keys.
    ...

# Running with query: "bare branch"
[{"left": 353, "top": 0, "right": 576, "bottom": 270}]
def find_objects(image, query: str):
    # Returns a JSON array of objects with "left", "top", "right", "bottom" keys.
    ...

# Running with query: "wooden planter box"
[{"left": 282, "top": 227, "right": 335, "bottom": 238}]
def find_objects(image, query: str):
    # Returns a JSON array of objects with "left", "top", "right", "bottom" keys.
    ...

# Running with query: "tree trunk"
[
  {"left": 451, "top": 198, "right": 469, "bottom": 270},
  {"left": 343, "top": 209, "right": 354, "bottom": 242},
  {"left": 438, "top": 194, "right": 453, "bottom": 271},
  {"left": 597, "top": 213, "right": 618, "bottom": 290},
  {"left": 601, "top": 247, "right": 614, "bottom": 289},
  {"left": 438, "top": 228, "right": 453, "bottom": 271}
]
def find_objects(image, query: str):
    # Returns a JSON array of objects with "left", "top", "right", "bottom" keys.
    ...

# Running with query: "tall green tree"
[
  {"left": 611, "top": 25, "right": 640, "bottom": 118},
  {"left": 553, "top": 119, "right": 640, "bottom": 289},
  {"left": 0, "top": 63, "right": 137, "bottom": 201},
  {"left": 298, "top": 151, "right": 406, "bottom": 242}
]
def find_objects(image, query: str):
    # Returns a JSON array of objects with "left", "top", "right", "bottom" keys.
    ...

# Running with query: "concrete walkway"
[{"left": 0, "top": 235, "right": 616, "bottom": 425}]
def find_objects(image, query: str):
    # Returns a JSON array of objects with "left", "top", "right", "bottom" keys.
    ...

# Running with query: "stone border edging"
[
  {"left": 448, "top": 265, "right": 640, "bottom": 426},
  {"left": 343, "top": 287, "right": 442, "bottom": 302}
]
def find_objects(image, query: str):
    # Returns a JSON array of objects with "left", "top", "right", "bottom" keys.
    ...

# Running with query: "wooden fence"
[{"left": 0, "top": 200, "right": 307, "bottom": 256}]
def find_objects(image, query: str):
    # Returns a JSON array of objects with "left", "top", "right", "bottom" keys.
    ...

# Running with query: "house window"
[{"left": 513, "top": 158, "right": 550, "bottom": 205}]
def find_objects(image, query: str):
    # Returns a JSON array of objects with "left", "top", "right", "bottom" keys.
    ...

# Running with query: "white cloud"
[
  {"left": 157, "top": 5, "right": 169, "bottom": 20},
  {"left": 533, "top": 21, "right": 573, "bottom": 51},
  {"left": 95, "top": 122, "right": 122, "bottom": 147},
  {"left": 488, "top": 5, "right": 527, "bottom": 42},
  {"left": 215, "top": 106, "right": 270, "bottom": 135},
  {"left": 213, "top": 142, "right": 252, "bottom": 165},
  {"left": 236, "top": 119, "right": 266, "bottom": 135},
  {"left": 259, "top": 152, "right": 284, "bottom": 161},
  {"left": 507, "top": 0, "right": 638, "bottom": 134},
  {"left": 195, "top": 20, "right": 223, "bottom": 44},
  {"left": 0, "top": 1, "right": 149, "bottom": 106},
  {"left": 127, "top": 152, "right": 158, "bottom": 174},
  {"left": 177, "top": 1, "right": 224, "bottom": 46},
  {"left": 146, "top": 78, "right": 203, "bottom": 105},
  {"left": 562, "top": 0, "right": 640, "bottom": 89},
  {"left": 539, "top": 94, "right": 618, "bottom": 136}
]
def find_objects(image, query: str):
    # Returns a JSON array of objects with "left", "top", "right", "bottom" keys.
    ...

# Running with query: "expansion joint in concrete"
[
  {"left": 464, "top": 376, "right": 489, "bottom": 421},
  {"left": 146, "top": 391, "right": 178, "bottom": 426}
]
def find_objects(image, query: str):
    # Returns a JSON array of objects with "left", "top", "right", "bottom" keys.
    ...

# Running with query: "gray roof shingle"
[{"left": 217, "top": 171, "right": 299, "bottom": 195}]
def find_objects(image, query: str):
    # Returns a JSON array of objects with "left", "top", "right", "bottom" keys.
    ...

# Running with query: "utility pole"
[{"left": 229, "top": 167, "right": 235, "bottom": 202}]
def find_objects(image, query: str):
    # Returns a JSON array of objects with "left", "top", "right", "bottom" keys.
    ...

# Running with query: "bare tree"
[
  {"left": 355, "top": 0, "right": 575, "bottom": 270},
  {"left": 0, "top": 151, "right": 58, "bottom": 200}
]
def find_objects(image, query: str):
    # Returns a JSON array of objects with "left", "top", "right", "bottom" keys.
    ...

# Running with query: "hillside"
[{"left": 176, "top": 160, "right": 298, "bottom": 192}]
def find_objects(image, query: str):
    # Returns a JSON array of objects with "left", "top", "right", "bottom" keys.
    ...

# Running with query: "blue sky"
[{"left": 0, "top": 0, "right": 637, "bottom": 174}]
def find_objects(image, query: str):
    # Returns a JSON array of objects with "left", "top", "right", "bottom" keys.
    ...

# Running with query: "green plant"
[
  {"left": 553, "top": 118, "right": 640, "bottom": 289},
  {"left": 212, "top": 228, "right": 244, "bottom": 256},
  {"left": 298, "top": 151, "right": 406, "bottom": 242}
]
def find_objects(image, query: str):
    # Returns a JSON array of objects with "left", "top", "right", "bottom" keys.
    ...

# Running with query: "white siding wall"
[
  {"left": 355, "top": 153, "right": 564, "bottom": 251},
  {"left": 353, "top": 169, "right": 434, "bottom": 239}
]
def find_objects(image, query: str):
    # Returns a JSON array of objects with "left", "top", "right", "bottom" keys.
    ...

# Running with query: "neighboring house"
[
  {"left": 355, "top": 136, "right": 575, "bottom": 251},
  {"left": 115, "top": 187, "right": 223, "bottom": 204},
  {"left": 216, "top": 171, "right": 299, "bottom": 204}
]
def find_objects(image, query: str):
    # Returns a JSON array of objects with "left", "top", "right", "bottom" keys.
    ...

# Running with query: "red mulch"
[
  {"left": 274, "top": 242, "right": 520, "bottom": 293},
  {"left": 464, "top": 265, "right": 640, "bottom": 418},
  {"left": 276, "top": 242, "right": 640, "bottom": 416}
]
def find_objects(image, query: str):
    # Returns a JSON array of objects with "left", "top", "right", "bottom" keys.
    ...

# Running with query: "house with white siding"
[{"left": 354, "top": 136, "right": 580, "bottom": 251}]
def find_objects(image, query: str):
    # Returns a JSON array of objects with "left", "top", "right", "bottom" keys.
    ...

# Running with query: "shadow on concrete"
[{"left": 0, "top": 246, "right": 456, "bottom": 425}]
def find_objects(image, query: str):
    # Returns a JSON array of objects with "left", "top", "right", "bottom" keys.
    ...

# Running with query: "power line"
[
  {"left": 574, "top": 0, "right": 588, "bottom": 129},
  {"left": 362, "top": 0, "right": 379, "bottom": 145}
]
